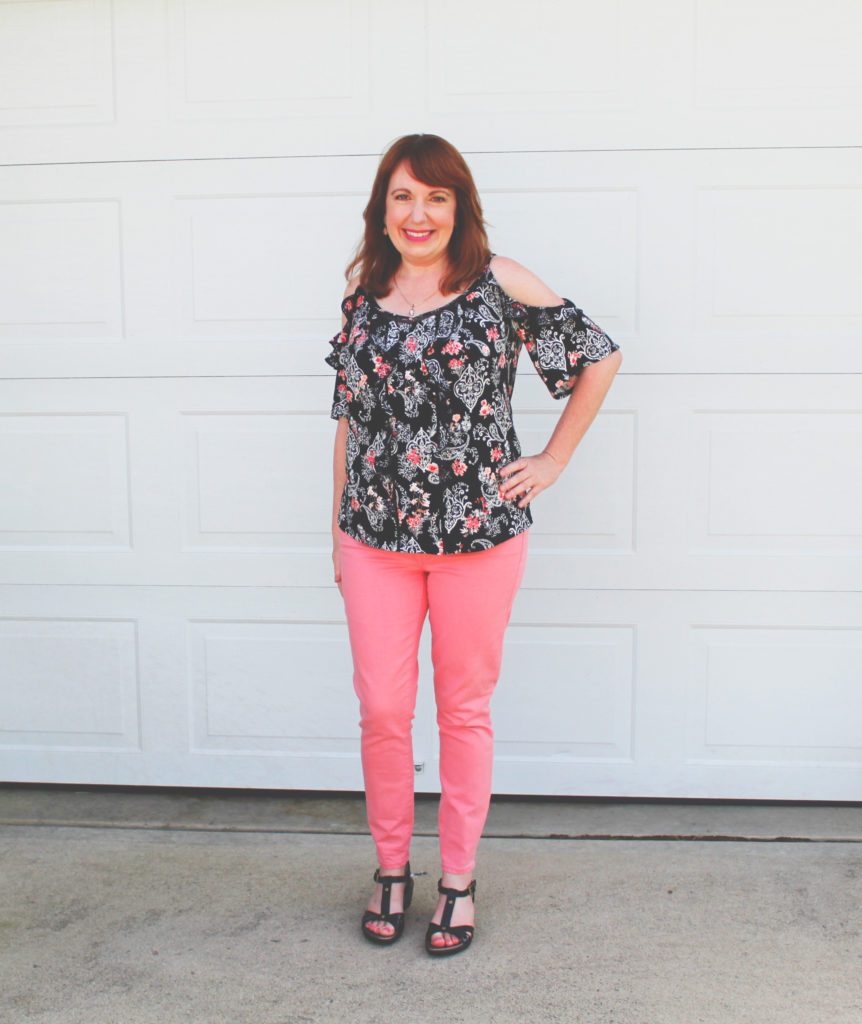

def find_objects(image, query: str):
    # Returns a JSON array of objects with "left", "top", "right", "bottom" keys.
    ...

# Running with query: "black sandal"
[
  {"left": 425, "top": 879, "right": 476, "bottom": 957},
  {"left": 361, "top": 863, "right": 414, "bottom": 945}
]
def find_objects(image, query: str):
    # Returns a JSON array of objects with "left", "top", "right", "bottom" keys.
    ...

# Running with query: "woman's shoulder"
[
  {"left": 488, "top": 255, "right": 563, "bottom": 307},
  {"left": 340, "top": 275, "right": 366, "bottom": 325}
]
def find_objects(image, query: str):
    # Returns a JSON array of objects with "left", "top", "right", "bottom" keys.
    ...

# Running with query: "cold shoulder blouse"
[{"left": 326, "top": 261, "right": 618, "bottom": 554}]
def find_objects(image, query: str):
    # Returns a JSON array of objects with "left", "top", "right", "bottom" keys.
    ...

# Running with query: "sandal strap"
[
  {"left": 425, "top": 922, "right": 475, "bottom": 955},
  {"left": 429, "top": 923, "right": 474, "bottom": 939},
  {"left": 435, "top": 878, "right": 476, "bottom": 929},
  {"left": 372, "top": 863, "right": 412, "bottom": 916},
  {"left": 363, "top": 908, "right": 404, "bottom": 926},
  {"left": 436, "top": 879, "right": 476, "bottom": 899},
  {"left": 373, "top": 868, "right": 411, "bottom": 885}
]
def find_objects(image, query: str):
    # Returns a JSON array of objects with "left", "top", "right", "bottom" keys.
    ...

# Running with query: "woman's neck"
[
  {"left": 395, "top": 255, "right": 449, "bottom": 282},
  {"left": 380, "top": 258, "right": 457, "bottom": 317}
]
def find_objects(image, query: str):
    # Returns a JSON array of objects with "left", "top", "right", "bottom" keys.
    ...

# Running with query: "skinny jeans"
[{"left": 339, "top": 529, "right": 528, "bottom": 875}]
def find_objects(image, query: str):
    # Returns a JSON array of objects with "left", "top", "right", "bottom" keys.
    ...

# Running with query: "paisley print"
[
  {"left": 326, "top": 262, "right": 618, "bottom": 554},
  {"left": 453, "top": 362, "right": 487, "bottom": 412}
]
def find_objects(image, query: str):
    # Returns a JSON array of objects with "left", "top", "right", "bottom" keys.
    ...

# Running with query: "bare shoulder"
[
  {"left": 340, "top": 275, "right": 362, "bottom": 326},
  {"left": 490, "top": 255, "right": 563, "bottom": 306},
  {"left": 344, "top": 274, "right": 361, "bottom": 299}
]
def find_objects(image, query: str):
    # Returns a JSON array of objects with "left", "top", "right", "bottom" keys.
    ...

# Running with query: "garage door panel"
[
  {"left": 173, "top": 192, "right": 364, "bottom": 348},
  {"left": 0, "top": 0, "right": 115, "bottom": 128},
  {"left": 0, "top": 413, "right": 131, "bottom": 550},
  {"left": 694, "top": 185, "right": 862, "bottom": 369},
  {"left": 188, "top": 620, "right": 357, "bottom": 754},
  {"left": 0, "top": 199, "right": 124, "bottom": 342},
  {"left": 687, "top": 626, "right": 862, "bottom": 764},
  {"left": 427, "top": 0, "right": 629, "bottom": 115},
  {"left": 697, "top": 187, "right": 862, "bottom": 320},
  {"left": 166, "top": 0, "right": 370, "bottom": 119},
  {"left": 493, "top": 625, "right": 635, "bottom": 761},
  {"left": 689, "top": 411, "right": 862, "bottom": 551},
  {"left": 181, "top": 412, "right": 332, "bottom": 552},
  {"left": 0, "top": 616, "right": 140, "bottom": 752},
  {"left": 695, "top": 0, "right": 862, "bottom": 111},
  {"left": 489, "top": 591, "right": 659, "bottom": 797}
]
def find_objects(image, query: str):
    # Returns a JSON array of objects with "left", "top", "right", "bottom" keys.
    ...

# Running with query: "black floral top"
[{"left": 326, "top": 261, "right": 618, "bottom": 554}]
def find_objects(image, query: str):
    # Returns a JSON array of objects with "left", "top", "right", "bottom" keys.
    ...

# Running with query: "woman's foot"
[
  {"left": 426, "top": 872, "right": 476, "bottom": 954},
  {"left": 362, "top": 864, "right": 412, "bottom": 942}
]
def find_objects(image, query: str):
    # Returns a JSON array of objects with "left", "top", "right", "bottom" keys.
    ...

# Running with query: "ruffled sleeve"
[
  {"left": 325, "top": 291, "right": 358, "bottom": 421},
  {"left": 509, "top": 299, "right": 619, "bottom": 399}
]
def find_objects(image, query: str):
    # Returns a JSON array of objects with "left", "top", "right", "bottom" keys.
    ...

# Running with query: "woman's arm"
[
  {"left": 331, "top": 276, "right": 359, "bottom": 590},
  {"left": 332, "top": 416, "right": 348, "bottom": 589},
  {"left": 491, "top": 255, "right": 622, "bottom": 508}
]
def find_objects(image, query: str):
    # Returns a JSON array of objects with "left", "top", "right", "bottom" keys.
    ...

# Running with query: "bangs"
[{"left": 401, "top": 148, "right": 466, "bottom": 194}]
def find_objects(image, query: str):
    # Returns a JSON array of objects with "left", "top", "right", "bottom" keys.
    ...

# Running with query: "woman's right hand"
[{"left": 332, "top": 530, "right": 343, "bottom": 594}]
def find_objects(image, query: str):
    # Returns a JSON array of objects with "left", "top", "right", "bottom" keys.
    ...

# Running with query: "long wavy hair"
[{"left": 346, "top": 134, "right": 491, "bottom": 297}]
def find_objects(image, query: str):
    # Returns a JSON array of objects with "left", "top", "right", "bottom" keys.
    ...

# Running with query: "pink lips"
[{"left": 403, "top": 229, "right": 433, "bottom": 241}]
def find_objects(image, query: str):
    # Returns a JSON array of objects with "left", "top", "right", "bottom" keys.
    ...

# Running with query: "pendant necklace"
[{"left": 393, "top": 275, "right": 439, "bottom": 318}]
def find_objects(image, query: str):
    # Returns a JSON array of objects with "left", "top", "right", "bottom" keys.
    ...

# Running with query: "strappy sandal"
[
  {"left": 360, "top": 863, "right": 414, "bottom": 945},
  {"left": 425, "top": 879, "right": 476, "bottom": 957}
]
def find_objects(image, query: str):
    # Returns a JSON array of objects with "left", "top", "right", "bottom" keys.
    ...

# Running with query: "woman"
[{"left": 327, "top": 134, "right": 621, "bottom": 956}]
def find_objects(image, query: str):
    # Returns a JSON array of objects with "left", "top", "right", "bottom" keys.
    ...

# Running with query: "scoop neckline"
[
  {"left": 367, "top": 291, "right": 462, "bottom": 322},
  {"left": 363, "top": 265, "right": 491, "bottom": 322}
]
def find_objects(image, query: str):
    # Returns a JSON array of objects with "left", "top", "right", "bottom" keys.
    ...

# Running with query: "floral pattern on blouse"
[{"left": 326, "top": 262, "right": 618, "bottom": 554}]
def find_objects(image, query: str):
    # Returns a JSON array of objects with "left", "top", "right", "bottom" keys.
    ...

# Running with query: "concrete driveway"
[{"left": 1, "top": 789, "right": 860, "bottom": 1024}]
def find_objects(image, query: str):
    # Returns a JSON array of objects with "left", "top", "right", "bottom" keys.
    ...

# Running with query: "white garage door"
[{"left": 1, "top": 1, "right": 860, "bottom": 799}]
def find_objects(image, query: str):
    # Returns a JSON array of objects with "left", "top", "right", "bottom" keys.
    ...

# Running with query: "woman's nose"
[{"left": 408, "top": 199, "right": 428, "bottom": 223}]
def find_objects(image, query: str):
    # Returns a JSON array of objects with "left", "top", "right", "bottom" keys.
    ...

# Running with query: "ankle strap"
[
  {"left": 437, "top": 879, "right": 476, "bottom": 899},
  {"left": 373, "top": 867, "right": 411, "bottom": 886}
]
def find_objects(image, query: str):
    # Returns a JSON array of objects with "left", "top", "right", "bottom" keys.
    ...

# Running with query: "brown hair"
[{"left": 346, "top": 134, "right": 490, "bottom": 297}]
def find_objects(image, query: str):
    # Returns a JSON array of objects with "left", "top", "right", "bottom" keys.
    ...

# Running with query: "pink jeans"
[{"left": 339, "top": 529, "right": 528, "bottom": 874}]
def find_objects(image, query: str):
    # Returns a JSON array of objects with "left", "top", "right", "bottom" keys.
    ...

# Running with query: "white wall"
[{"left": 0, "top": 1, "right": 860, "bottom": 797}]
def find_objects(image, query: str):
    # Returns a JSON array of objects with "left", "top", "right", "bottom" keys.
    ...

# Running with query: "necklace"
[{"left": 393, "top": 275, "right": 440, "bottom": 318}]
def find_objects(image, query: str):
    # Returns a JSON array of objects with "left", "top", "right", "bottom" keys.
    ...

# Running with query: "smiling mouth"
[{"left": 403, "top": 229, "right": 433, "bottom": 240}]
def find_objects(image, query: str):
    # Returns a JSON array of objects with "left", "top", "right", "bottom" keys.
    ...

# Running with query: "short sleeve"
[
  {"left": 509, "top": 299, "right": 619, "bottom": 399},
  {"left": 325, "top": 292, "right": 358, "bottom": 420}
]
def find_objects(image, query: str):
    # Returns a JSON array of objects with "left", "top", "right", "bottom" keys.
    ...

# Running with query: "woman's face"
[{"left": 383, "top": 161, "right": 456, "bottom": 269}]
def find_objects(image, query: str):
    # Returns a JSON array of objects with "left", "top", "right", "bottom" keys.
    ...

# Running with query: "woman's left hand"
[{"left": 498, "top": 451, "right": 564, "bottom": 508}]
